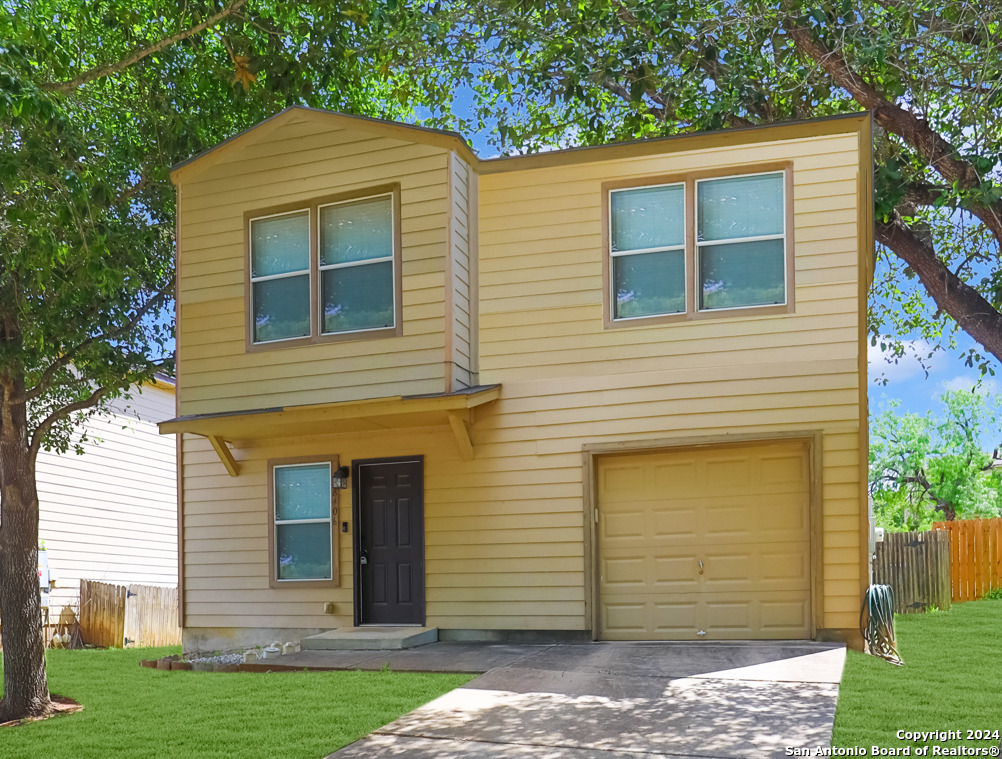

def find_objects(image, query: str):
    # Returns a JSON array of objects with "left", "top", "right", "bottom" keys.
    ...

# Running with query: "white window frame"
[
  {"left": 694, "top": 170, "right": 788, "bottom": 313},
  {"left": 317, "top": 191, "right": 397, "bottom": 336},
  {"left": 608, "top": 181, "right": 688, "bottom": 323},
  {"left": 273, "top": 461, "right": 334, "bottom": 583},
  {"left": 248, "top": 208, "right": 312, "bottom": 345}
]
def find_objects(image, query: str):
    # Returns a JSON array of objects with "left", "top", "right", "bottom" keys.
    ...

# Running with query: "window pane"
[
  {"left": 275, "top": 464, "right": 331, "bottom": 521},
  {"left": 699, "top": 239, "right": 785, "bottom": 310},
  {"left": 252, "top": 274, "right": 310, "bottom": 342},
  {"left": 613, "top": 250, "right": 685, "bottom": 319},
  {"left": 611, "top": 185, "right": 684, "bottom": 252},
  {"left": 277, "top": 523, "right": 332, "bottom": 580},
  {"left": 251, "top": 212, "right": 309, "bottom": 277},
  {"left": 321, "top": 261, "right": 394, "bottom": 333},
  {"left": 698, "top": 173, "right": 784, "bottom": 242},
  {"left": 320, "top": 196, "right": 393, "bottom": 266}
]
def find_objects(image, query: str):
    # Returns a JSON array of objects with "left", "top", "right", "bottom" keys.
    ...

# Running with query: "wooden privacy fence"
[
  {"left": 79, "top": 580, "right": 181, "bottom": 648},
  {"left": 933, "top": 518, "right": 1002, "bottom": 602},
  {"left": 871, "top": 530, "right": 951, "bottom": 613},
  {"left": 79, "top": 580, "right": 126, "bottom": 647}
]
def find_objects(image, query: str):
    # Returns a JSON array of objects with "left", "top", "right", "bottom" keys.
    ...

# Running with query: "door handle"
[
  {"left": 698, "top": 559, "right": 704, "bottom": 575},
  {"left": 359, "top": 550, "right": 368, "bottom": 566}
]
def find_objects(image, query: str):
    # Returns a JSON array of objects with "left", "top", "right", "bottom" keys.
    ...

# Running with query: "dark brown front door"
[{"left": 354, "top": 458, "right": 425, "bottom": 625}]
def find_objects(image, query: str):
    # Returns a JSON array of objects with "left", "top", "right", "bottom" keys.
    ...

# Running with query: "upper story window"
[
  {"left": 247, "top": 186, "right": 401, "bottom": 348},
  {"left": 607, "top": 167, "right": 791, "bottom": 326}
]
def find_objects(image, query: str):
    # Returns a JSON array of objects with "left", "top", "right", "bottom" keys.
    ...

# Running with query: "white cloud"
[
  {"left": 939, "top": 375, "right": 1000, "bottom": 394},
  {"left": 867, "top": 339, "right": 946, "bottom": 383}
]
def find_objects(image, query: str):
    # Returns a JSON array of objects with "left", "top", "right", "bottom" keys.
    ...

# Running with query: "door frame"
[
  {"left": 351, "top": 455, "right": 426, "bottom": 627},
  {"left": 583, "top": 431, "right": 824, "bottom": 641}
]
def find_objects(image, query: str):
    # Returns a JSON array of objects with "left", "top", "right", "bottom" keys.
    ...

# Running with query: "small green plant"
[
  {"left": 925, "top": 605, "right": 942, "bottom": 614},
  {"left": 983, "top": 587, "right": 1002, "bottom": 600}
]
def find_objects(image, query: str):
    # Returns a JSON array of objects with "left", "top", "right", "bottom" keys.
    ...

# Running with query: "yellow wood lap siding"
[
  {"left": 176, "top": 119, "right": 867, "bottom": 637},
  {"left": 177, "top": 119, "right": 453, "bottom": 416}
]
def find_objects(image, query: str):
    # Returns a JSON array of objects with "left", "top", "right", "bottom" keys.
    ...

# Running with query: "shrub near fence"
[
  {"left": 79, "top": 579, "right": 180, "bottom": 648},
  {"left": 871, "top": 530, "right": 951, "bottom": 613},
  {"left": 933, "top": 518, "right": 1002, "bottom": 602}
]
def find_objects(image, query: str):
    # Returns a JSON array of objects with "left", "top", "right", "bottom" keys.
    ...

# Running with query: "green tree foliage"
[
  {"left": 0, "top": 0, "right": 400, "bottom": 721},
  {"left": 375, "top": 0, "right": 1002, "bottom": 370},
  {"left": 869, "top": 390, "right": 1002, "bottom": 530}
]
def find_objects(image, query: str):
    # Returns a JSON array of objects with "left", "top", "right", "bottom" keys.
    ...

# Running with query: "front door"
[{"left": 354, "top": 458, "right": 425, "bottom": 625}]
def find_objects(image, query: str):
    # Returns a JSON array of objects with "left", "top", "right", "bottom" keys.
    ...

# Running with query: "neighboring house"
[
  {"left": 162, "top": 106, "right": 872, "bottom": 652},
  {"left": 36, "top": 379, "right": 178, "bottom": 620}
]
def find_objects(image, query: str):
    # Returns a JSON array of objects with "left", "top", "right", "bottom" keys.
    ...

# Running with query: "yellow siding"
[
  {"left": 475, "top": 131, "right": 865, "bottom": 632},
  {"left": 447, "top": 152, "right": 475, "bottom": 389},
  {"left": 177, "top": 113, "right": 450, "bottom": 416},
  {"left": 177, "top": 119, "right": 867, "bottom": 639}
]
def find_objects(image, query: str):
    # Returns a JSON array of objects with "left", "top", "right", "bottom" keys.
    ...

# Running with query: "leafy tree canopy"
[
  {"left": 0, "top": 0, "right": 404, "bottom": 722},
  {"left": 375, "top": 0, "right": 1002, "bottom": 372},
  {"left": 869, "top": 389, "right": 1002, "bottom": 530}
]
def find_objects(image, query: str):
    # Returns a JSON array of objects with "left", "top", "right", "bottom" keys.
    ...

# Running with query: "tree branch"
[
  {"left": 783, "top": 21, "right": 1002, "bottom": 239},
  {"left": 876, "top": 214, "right": 1002, "bottom": 364},
  {"left": 19, "top": 292, "right": 168, "bottom": 404},
  {"left": 28, "top": 386, "right": 109, "bottom": 460},
  {"left": 41, "top": 0, "right": 250, "bottom": 94}
]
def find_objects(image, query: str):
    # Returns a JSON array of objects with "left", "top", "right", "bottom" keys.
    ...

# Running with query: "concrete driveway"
[{"left": 327, "top": 640, "right": 846, "bottom": 759}]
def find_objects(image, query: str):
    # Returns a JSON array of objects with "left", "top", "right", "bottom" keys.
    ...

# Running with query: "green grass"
[
  {"left": 1, "top": 646, "right": 472, "bottom": 759},
  {"left": 833, "top": 597, "right": 1002, "bottom": 750}
]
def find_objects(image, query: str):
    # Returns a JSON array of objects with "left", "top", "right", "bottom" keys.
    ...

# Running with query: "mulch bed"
[{"left": 0, "top": 694, "right": 83, "bottom": 728}]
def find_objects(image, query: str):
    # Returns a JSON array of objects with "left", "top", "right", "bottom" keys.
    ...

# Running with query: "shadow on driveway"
[{"left": 327, "top": 641, "right": 846, "bottom": 759}]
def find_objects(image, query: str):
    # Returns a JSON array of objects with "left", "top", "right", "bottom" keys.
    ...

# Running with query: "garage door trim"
[{"left": 583, "top": 431, "right": 824, "bottom": 641}]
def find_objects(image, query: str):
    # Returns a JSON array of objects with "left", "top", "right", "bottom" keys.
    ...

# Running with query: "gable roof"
[
  {"left": 171, "top": 106, "right": 870, "bottom": 184},
  {"left": 170, "top": 106, "right": 478, "bottom": 184}
]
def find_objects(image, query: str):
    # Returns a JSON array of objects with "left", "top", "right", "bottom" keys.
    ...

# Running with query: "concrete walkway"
[{"left": 324, "top": 640, "right": 846, "bottom": 759}]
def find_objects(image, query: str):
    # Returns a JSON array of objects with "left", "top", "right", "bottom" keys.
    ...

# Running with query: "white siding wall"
[{"left": 35, "top": 384, "right": 177, "bottom": 618}]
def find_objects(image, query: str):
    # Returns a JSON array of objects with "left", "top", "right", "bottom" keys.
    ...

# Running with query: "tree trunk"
[{"left": 0, "top": 369, "right": 51, "bottom": 722}]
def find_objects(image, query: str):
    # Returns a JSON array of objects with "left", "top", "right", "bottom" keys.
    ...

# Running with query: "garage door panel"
[
  {"left": 598, "top": 441, "right": 812, "bottom": 641},
  {"left": 653, "top": 602, "right": 699, "bottom": 636}
]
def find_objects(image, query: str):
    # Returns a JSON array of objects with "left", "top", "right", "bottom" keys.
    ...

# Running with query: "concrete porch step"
[{"left": 301, "top": 626, "right": 438, "bottom": 651}]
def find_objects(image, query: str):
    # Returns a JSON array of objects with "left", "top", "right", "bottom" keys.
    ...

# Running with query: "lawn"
[
  {"left": 0, "top": 646, "right": 472, "bottom": 759},
  {"left": 833, "top": 597, "right": 1002, "bottom": 751}
]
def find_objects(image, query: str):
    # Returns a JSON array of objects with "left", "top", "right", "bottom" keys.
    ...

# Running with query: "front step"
[{"left": 301, "top": 626, "right": 438, "bottom": 651}]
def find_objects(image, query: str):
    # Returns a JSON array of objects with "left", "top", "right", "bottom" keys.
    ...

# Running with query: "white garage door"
[{"left": 597, "top": 440, "right": 812, "bottom": 640}]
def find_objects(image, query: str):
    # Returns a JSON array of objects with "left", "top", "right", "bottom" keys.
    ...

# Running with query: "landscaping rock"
[
  {"left": 140, "top": 659, "right": 158, "bottom": 669},
  {"left": 213, "top": 663, "right": 239, "bottom": 673},
  {"left": 191, "top": 662, "right": 215, "bottom": 672},
  {"left": 156, "top": 658, "right": 173, "bottom": 670},
  {"left": 171, "top": 661, "right": 193, "bottom": 671}
]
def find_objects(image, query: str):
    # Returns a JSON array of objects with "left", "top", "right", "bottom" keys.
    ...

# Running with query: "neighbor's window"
[
  {"left": 248, "top": 187, "right": 398, "bottom": 346},
  {"left": 273, "top": 462, "right": 333, "bottom": 581},
  {"left": 250, "top": 210, "right": 311, "bottom": 343},
  {"left": 610, "top": 183, "right": 686, "bottom": 320},
  {"left": 607, "top": 168, "right": 789, "bottom": 324},
  {"left": 319, "top": 195, "right": 395, "bottom": 334},
  {"left": 696, "top": 172, "right": 786, "bottom": 311}
]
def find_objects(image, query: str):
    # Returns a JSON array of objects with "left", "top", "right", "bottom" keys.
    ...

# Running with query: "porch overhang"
[{"left": 158, "top": 384, "right": 501, "bottom": 475}]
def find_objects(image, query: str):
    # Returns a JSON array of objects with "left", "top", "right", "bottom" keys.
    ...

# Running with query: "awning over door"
[{"left": 158, "top": 384, "right": 500, "bottom": 475}]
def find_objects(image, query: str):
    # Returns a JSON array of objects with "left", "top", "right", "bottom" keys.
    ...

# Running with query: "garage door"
[{"left": 597, "top": 440, "right": 812, "bottom": 640}]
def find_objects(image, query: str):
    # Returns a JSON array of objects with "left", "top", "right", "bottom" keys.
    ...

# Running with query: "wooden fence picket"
[
  {"left": 79, "top": 579, "right": 180, "bottom": 648},
  {"left": 872, "top": 530, "right": 951, "bottom": 612},
  {"left": 933, "top": 517, "right": 1002, "bottom": 602}
]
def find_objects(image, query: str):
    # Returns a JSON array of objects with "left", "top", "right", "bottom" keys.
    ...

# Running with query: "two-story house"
[{"left": 162, "top": 106, "right": 871, "bottom": 652}]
